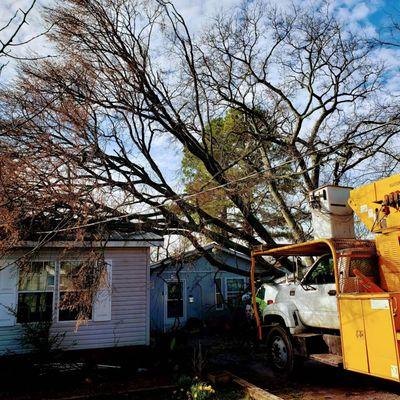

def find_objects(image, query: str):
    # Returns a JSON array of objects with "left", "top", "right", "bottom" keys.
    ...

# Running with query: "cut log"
[
  {"left": 230, "top": 373, "right": 283, "bottom": 400},
  {"left": 309, "top": 353, "right": 343, "bottom": 367}
]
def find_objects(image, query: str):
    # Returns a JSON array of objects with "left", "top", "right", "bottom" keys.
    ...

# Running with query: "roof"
[
  {"left": 150, "top": 242, "right": 250, "bottom": 270},
  {"left": 17, "top": 231, "right": 164, "bottom": 248}
]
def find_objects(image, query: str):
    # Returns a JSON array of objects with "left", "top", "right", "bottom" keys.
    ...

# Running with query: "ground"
[
  {"left": 233, "top": 359, "right": 400, "bottom": 400},
  {"left": 205, "top": 333, "right": 400, "bottom": 400},
  {"left": 1, "top": 332, "right": 400, "bottom": 399}
]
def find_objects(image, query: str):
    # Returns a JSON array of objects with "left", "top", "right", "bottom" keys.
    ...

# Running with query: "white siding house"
[{"left": 0, "top": 234, "right": 163, "bottom": 355}]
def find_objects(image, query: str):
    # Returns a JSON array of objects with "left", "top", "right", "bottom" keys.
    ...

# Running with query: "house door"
[{"left": 164, "top": 281, "right": 186, "bottom": 329}]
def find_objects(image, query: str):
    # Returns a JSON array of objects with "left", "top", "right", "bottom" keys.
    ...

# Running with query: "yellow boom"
[
  {"left": 349, "top": 173, "right": 400, "bottom": 233},
  {"left": 349, "top": 173, "right": 400, "bottom": 291}
]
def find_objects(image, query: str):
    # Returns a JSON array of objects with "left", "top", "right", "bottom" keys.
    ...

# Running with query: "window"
[
  {"left": 17, "top": 262, "right": 55, "bottom": 323},
  {"left": 15, "top": 259, "right": 105, "bottom": 324},
  {"left": 304, "top": 255, "right": 335, "bottom": 285},
  {"left": 256, "top": 286, "right": 266, "bottom": 301},
  {"left": 226, "top": 278, "right": 245, "bottom": 308},
  {"left": 166, "top": 282, "right": 183, "bottom": 319},
  {"left": 59, "top": 261, "right": 92, "bottom": 321},
  {"left": 215, "top": 278, "right": 223, "bottom": 310}
]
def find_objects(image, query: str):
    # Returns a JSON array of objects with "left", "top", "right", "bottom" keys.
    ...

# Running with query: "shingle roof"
[{"left": 150, "top": 242, "right": 250, "bottom": 270}]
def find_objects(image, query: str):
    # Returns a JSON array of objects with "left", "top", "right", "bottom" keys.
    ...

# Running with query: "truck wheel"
[{"left": 266, "top": 325, "right": 296, "bottom": 375}]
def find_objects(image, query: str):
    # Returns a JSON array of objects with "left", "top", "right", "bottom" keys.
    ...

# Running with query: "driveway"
[{"left": 207, "top": 337, "right": 400, "bottom": 400}]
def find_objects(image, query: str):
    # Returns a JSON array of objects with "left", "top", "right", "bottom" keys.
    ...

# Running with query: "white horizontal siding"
[{"left": 0, "top": 247, "right": 150, "bottom": 354}]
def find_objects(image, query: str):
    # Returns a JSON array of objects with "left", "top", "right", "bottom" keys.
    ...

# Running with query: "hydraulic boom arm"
[{"left": 349, "top": 173, "right": 400, "bottom": 234}]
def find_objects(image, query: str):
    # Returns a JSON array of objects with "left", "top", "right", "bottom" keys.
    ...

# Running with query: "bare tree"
[
  {"left": 0, "top": 1, "right": 120, "bottom": 323},
  {"left": 1, "top": 0, "right": 400, "bottom": 275},
  {"left": 0, "top": 0, "right": 38, "bottom": 77}
]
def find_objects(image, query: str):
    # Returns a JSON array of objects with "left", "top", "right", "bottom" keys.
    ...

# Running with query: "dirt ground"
[
  {"left": 249, "top": 360, "right": 400, "bottom": 400},
  {"left": 2, "top": 334, "right": 400, "bottom": 400},
  {"left": 204, "top": 334, "right": 400, "bottom": 400}
]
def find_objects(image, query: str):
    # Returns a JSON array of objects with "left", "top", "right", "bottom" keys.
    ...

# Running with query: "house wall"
[
  {"left": 150, "top": 251, "right": 250, "bottom": 332},
  {"left": 0, "top": 247, "right": 150, "bottom": 355}
]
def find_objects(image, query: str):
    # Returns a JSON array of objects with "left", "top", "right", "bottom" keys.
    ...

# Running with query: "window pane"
[
  {"left": 17, "top": 292, "right": 53, "bottom": 323},
  {"left": 167, "top": 282, "right": 183, "bottom": 318},
  {"left": 58, "top": 291, "right": 92, "bottom": 321},
  {"left": 257, "top": 287, "right": 265, "bottom": 300},
  {"left": 226, "top": 279, "right": 244, "bottom": 292},
  {"left": 227, "top": 294, "right": 241, "bottom": 307},
  {"left": 307, "top": 256, "right": 334, "bottom": 285},
  {"left": 19, "top": 262, "right": 55, "bottom": 291},
  {"left": 60, "top": 261, "right": 81, "bottom": 290},
  {"left": 226, "top": 279, "right": 245, "bottom": 308},
  {"left": 167, "top": 300, "right": 183, "bottom": 318},
  {"left": 167, "top": 282, "right": 182, "bottom": 300}
]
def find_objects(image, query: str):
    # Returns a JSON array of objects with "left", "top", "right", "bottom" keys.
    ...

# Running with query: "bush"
[{"left": 19, "top": 320, "right": 66, "bottom": 358}]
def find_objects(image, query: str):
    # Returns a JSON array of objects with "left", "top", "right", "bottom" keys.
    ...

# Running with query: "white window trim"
[
  {"left": 164, "top": 279, "right": 186, "bottom": 323},
  {"left": 14, "top": 258, "right": 112, "bottom": 325},
  {"left": 0, "top": 261, "right": 18, "bottom": 327},
  {"left": 16, "top": 260, "right": 57, "bottom": 325}
]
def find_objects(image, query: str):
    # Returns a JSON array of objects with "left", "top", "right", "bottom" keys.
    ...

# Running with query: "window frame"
[
  {"left": 303, "top": 254, "right": 335, "bottom": 285},
  {"left": 225, "top": 277, "right": 246, "bottom": 308},
  {"left": 16, "top": 260, "right": 56, "bottom": 324},
  {"left": 57, "top": 260, "right": 93, "bottom": 323},
  {"left": 165, "top": 280, "right": 186, "bottom": 321},
  {"left": 214, "top": 277, "right": 224, "bottom": 310},
  {"left": 15, "top": 259, "right": 99, "bottom": 325}
]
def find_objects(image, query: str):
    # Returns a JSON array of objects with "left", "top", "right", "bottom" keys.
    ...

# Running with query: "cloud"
[
  {"left": 0, "top": 0, "right": 54, "bottom": 83},
  {"left": 0, "top": 0, "right": 398, "bottom": 187},
  {"left": 352, "top": 3, "right": 372, "bottom": 20}
]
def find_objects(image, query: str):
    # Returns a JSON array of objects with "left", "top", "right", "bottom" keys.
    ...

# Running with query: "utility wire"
[{"left": 37, "top": 139, "right": 353, "bottom": 235}]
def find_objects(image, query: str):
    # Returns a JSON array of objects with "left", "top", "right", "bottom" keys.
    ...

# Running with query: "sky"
[
  {"left": 1, "top": 0, "right": 399, "bottom": 67},
  {"left": 1, "top": 0, "right": 400, "bottom": 188},
  {"left": 1, "top": 0, "right": 399, "bottom": 89}
]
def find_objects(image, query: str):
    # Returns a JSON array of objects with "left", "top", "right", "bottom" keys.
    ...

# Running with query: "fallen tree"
[{"left": 1, "top": 0, "right": 400, "bottom": 273}]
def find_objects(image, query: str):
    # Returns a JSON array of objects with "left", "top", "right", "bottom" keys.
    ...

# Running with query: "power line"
[{"left": 37, "top": 139, "right": 352, "bottom": 235}]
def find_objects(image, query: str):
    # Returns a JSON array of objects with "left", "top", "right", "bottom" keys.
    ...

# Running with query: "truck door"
[{"left": 295, "top": 255, "right": 339, "bottom": 329}]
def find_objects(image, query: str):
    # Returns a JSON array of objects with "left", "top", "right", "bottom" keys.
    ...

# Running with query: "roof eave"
[{"left": 16, "top": 239, "right": 164, "bottom": 248}]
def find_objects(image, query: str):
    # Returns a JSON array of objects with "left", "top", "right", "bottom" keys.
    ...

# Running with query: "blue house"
[{"left": 150, "top": 244, "right": 250, "bottom": 332}]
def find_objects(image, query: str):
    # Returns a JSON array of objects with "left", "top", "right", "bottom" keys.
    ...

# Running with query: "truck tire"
[{"left": 266, "top": 325, "right": 298, "bottom": 376}]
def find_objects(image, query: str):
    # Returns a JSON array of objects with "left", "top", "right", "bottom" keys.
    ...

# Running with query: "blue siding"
[{"left": 150, "top": 250, "right": 250, "bottom": 332}]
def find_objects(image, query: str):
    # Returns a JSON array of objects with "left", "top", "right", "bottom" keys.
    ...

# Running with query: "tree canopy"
[
  {"left": 1, "top": 0, "right": 399, "bottom": 273},
  {"left": 181, "top": 109, "right": 302, "bottom": 241}
]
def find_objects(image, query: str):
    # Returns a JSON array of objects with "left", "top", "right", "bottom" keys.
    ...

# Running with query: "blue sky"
[
  {"left": 1, "top": 0, "right": 399, "bottom": 86},
  {"left": 369, "top": 0, "right": 399, "bottom": 25},
  {"left": 1, "top": 0, "right": 399, "bottom": 51},
  {"left": 1, "top": 0, "right": 399, "bottom": 83},
  {"left": 1, "top": 0, "right": 400, "bottom": 188}
]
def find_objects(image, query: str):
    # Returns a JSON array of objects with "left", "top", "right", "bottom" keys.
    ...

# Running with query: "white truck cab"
[{"left": 256, "top": 254, "right": 339, "bottom": 333}]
